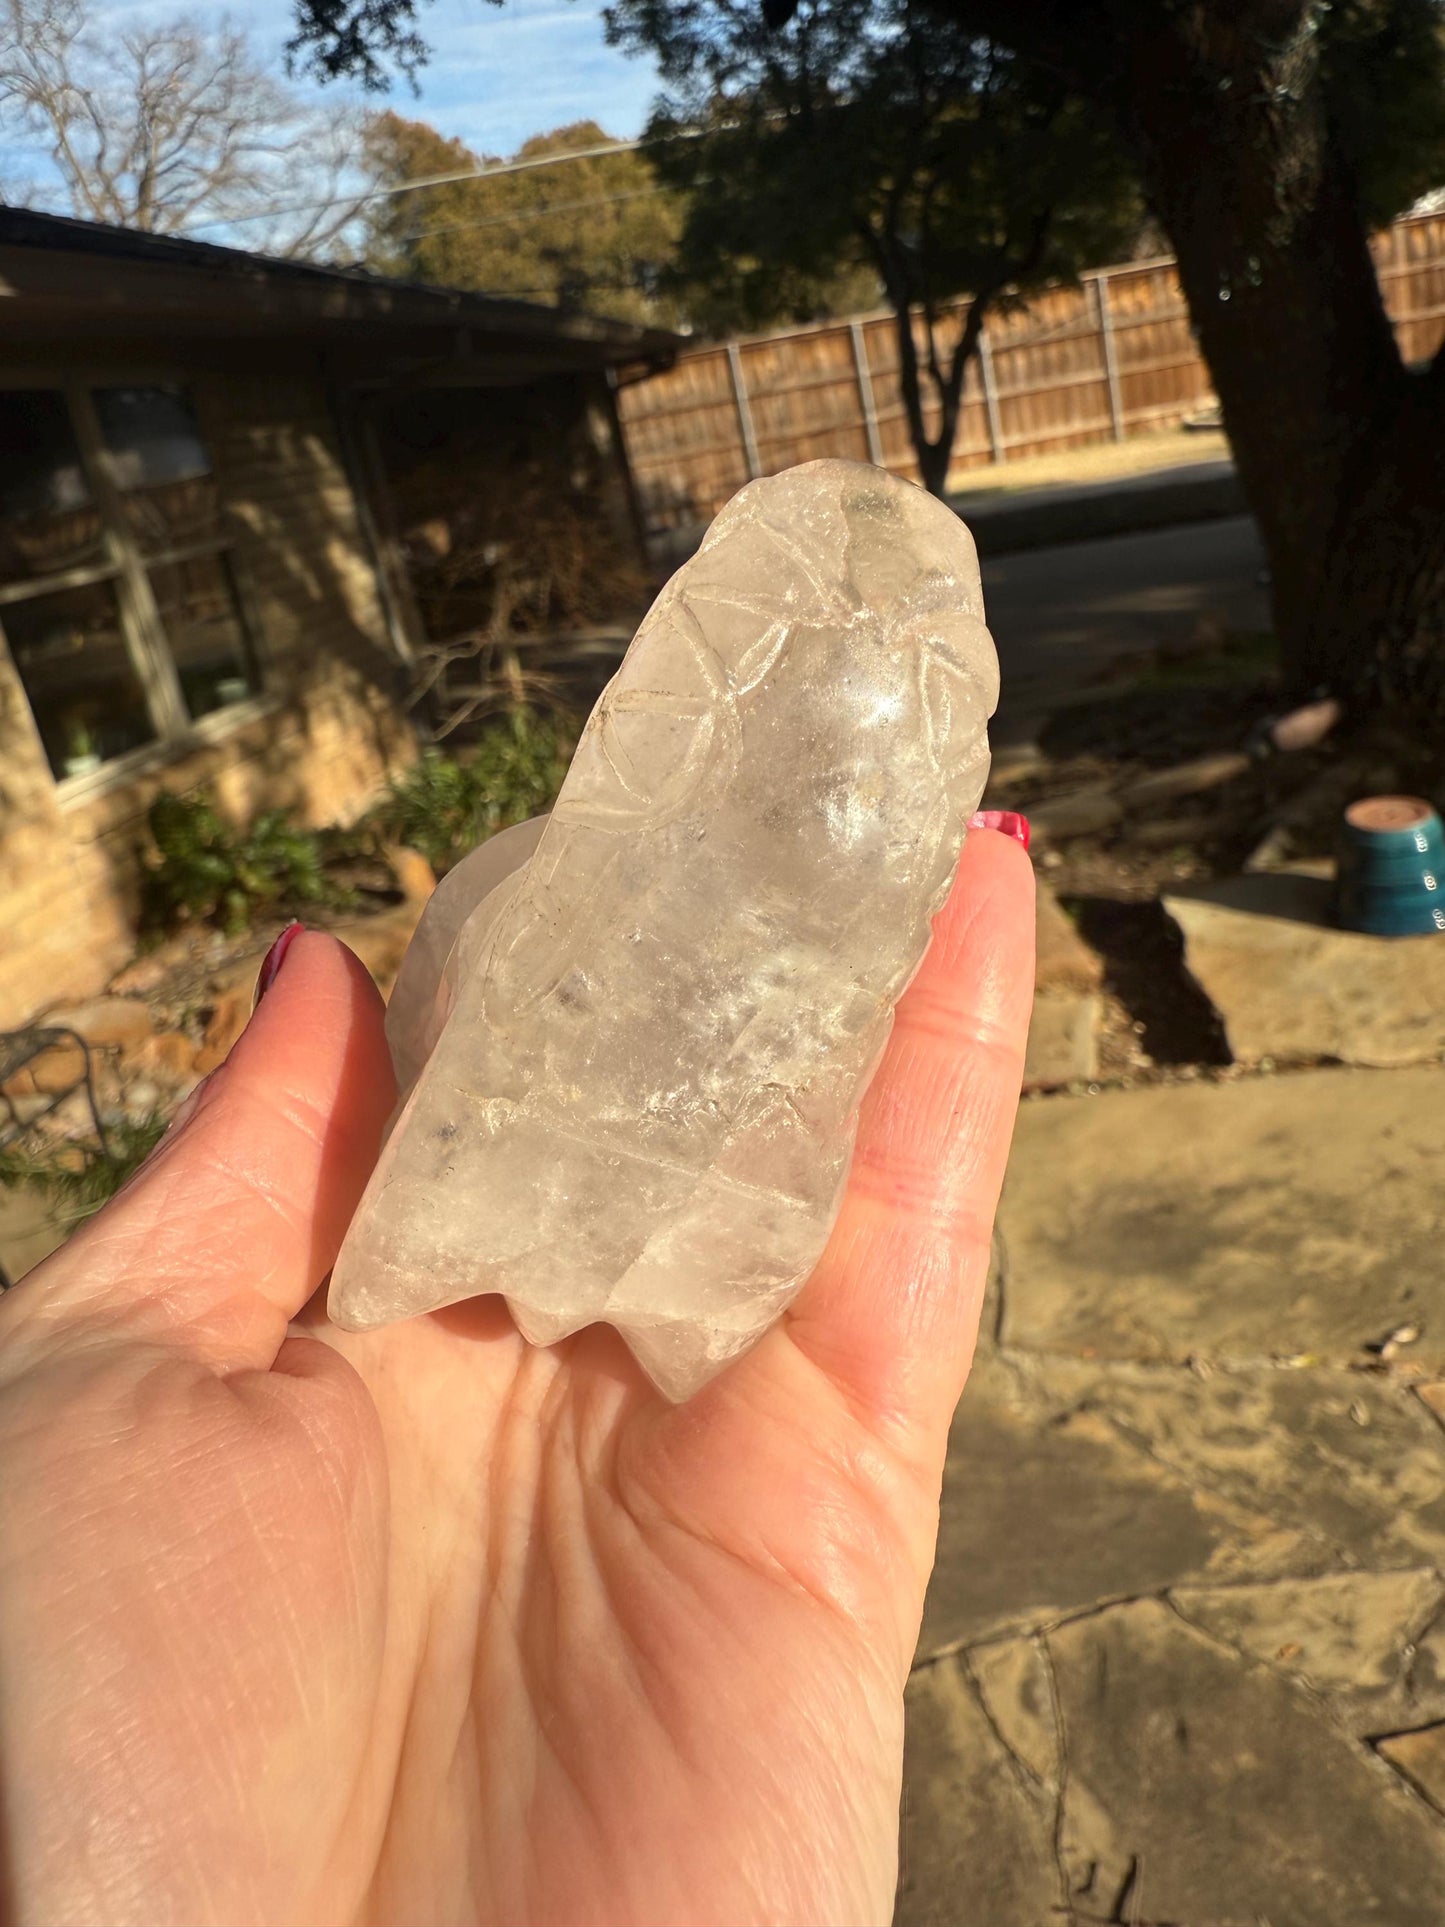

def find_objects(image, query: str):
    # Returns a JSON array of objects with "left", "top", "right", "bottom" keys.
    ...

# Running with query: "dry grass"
[{"left": 948, "top": 426, "right": 1229, "bottom": 504}]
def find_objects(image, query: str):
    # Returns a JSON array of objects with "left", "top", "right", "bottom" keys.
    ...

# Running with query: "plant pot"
[{"left": 1337, "top": 795, "right": 1445, "bottom": 935}]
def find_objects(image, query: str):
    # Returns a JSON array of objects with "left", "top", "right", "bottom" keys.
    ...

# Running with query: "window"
[{"left": 0, "top": 382, "right": 261, "bottom": 783}]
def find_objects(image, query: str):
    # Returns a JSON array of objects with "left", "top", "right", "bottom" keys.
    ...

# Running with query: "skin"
[{"left": 0, "top": 827, "right": 1033, "bottom": 1927}]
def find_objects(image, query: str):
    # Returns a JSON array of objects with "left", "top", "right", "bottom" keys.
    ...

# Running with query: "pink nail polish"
[
  {"left": 968, "top": 809, "right": 1031, "bottom": 852},
  {"left": 254, "top": 921, "right": 303, "bottom": 1008}
]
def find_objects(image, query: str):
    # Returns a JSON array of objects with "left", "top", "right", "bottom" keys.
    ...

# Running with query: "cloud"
[
  {"left": 252, "top": 0, "right": 663, "bottom": 150},
  {"left": 14, "top": 0, "right": 666, "bottom": 218}
]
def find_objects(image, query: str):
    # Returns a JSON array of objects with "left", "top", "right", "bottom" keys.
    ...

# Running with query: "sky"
[
  {"left": 0, "top": 0, "right": 666, "bottom": 242},
  {"left": 258, "top": 0, "right": 665, "bottom": 155}
]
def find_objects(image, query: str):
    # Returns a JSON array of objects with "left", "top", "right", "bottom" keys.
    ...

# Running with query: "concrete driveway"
[{"left": 981, "top": 515, "right": 1270, "bottom": 747}]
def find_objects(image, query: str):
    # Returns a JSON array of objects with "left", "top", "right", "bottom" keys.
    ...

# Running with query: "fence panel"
[
  {"left": 988, "top": 281, "right": 1113, "bottom": 457},
  {"left": 737, "top": 323, "right": 869, "bottom": 474},
  {"left": 1381, "top": 213, "right": 1445, "bottom": 365},
  {"left": 616, "top": 212, "right": 1445, "bottom": 534},
  {"left": 1103, "top": 260, "right": 1214, "bottom": 432},
  {"left": 618, "top": 344, "right": 749, "bottom": 535}
]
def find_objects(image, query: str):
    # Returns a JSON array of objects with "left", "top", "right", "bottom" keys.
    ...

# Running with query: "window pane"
[
  {"left": 94, "top": 385, "right": 223, "bottom": 553},
  {"left": 0, "top": 389, "right": 106, "bottom": 584},
  {"left": 149, "top": 551, "right": 259, "bottom": 721},
  {"left": 3, "top": 578, "right": 154, "bottom": 778}
]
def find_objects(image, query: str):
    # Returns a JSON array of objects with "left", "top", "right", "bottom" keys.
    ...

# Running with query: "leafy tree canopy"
[
  {"left": 291, "top": 0, "right": 1445, "bottom": 241},
  {"left": 361, "top": 108, "right": 877, "bottom": 330},
  {"left": 291, "top": 0, "right": 1445, "bottom": 692},
  {"left": 361, "top": 114, "right": 688, "bottom": 326},
  {"left": 613, "top": 0, "right": 1139, "bottom": 335},
  {"left": 607, "top": 0, "right": 1139, "bottom": 488},
  {"left": 1319, "top": 0, "right": 1445, "bottom": 226}
]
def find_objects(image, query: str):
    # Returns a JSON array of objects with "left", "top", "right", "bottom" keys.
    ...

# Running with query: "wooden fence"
[{"left": 616, "top": 210, "right": 1445, "bottom": 535}]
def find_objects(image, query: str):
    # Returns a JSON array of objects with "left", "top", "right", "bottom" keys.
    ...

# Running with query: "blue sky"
[
  {"left": 0, "top": 0, "right": 666, "bottom": 237},
  {"left": 261, "top": 0, "right": 665, "bottom": 154}
]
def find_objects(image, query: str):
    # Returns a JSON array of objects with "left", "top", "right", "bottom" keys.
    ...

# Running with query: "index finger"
[{"left": 782, "top": 825, "right": 1035, "bottom": 1440}]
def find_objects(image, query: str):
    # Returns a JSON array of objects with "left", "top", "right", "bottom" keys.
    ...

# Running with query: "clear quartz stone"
[{"left": 329, "top": 459, "right": 998, "bottom": 1400}]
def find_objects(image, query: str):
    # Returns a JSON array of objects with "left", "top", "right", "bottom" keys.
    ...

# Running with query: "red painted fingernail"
[
  {"left": 254, "top": 921, "right": 304, "bottom": 1008},
  {"left": 968, "top": 809, "right": 1031, "bottom": 852}
]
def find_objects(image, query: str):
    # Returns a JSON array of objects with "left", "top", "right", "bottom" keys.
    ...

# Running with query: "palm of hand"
[{"left": 0, "top": 834, "right": 1030, "bottom": 1927}]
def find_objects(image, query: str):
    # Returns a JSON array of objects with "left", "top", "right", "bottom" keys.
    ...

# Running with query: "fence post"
[
  {"left": 726, "top": 342, "right": 763, "bottom": 480},
  {"left": 849, "top": 319, "right": 886, "bottom": 468},
  {"left": 1095, "top": 273, "right": 1126, "bottom": 443},
  {"left": 977, "top": 328, "right": 1006, "bottom": 465}
]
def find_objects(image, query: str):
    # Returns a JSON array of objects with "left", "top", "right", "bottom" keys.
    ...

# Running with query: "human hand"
[{"left": 0, "top": 825, "right": 1032, "bottom": 1927}]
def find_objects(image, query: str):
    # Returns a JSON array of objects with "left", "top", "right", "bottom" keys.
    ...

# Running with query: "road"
[{"left": 980, "top": 513, "right": 1269, "bottom": 747}]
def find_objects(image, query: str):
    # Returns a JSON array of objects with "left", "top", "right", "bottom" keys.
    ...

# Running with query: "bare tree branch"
[{"left": 0, "top": 0, "right": 376, "bottom": 257}]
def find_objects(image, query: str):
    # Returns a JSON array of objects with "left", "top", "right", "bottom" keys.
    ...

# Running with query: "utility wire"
[
  {"left": 177, "top": 126, "right": 708, "bottom": 234},
  {"left": 400, "top": 181, "right": 675, "bottom": 245}
]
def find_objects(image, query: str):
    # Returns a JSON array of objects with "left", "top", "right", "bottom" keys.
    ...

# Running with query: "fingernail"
[
  {"left": 254, "top": 921, "right": 304, "bottom": 1008},
  {"left": 969, "top": 809, "right": 1031, "bottom": 852}
]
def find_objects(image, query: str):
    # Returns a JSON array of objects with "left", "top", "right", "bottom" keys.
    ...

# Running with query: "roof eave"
[{"left": 0, "top": 235, "right": 682, "bottom": 366}]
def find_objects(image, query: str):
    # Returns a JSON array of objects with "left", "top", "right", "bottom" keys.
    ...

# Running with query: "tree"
[
  {"left": 288, "top": 0, "right": 429, "bottom": 91},
  {"left": 0, "top": 0, "right": 368, "bottom": 257},
  {"left": 361, "top": 113, "right": 871, "bottom": 329},
  {"left": 361, "top": 114, "right": 689, "bottom": 327},
  {"left": 286, "top": 0, "right": 1445, "bottom": 704},
  {"left": 613, "top": 0, "right": 1137, "bottom": 493},
  {"left": 866, "top": 0, "right": 1445, "bottom": 705}
]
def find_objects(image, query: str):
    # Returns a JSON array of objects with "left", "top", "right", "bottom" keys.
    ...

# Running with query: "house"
[{"left": 0, "top": 207, "right": 676, "bottom": 1023}]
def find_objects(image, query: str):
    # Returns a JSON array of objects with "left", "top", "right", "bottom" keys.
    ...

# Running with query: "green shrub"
[
  {"left": 141, "top": 791, "right": 352, "bottom": 936},
  {"left": 0, "top": 1112, "right": 169, "bottom": 1228},
  {"left": 376, "top": 708, "right": 570, "bottom": 874}
]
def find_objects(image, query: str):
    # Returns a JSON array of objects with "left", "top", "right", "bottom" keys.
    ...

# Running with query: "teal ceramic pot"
[{"left": 1337, "top": 795, "right": 1445, "bottom": 936}]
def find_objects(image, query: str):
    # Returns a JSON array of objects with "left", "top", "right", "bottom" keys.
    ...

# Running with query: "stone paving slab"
[
  {"left": 903, "top": 1591, "right": 1445, "bottom": 1926},
  {"left": 921, "top": 1362, "right": 1239, "bottom": 1653},
  {"left": 1377, "top": 1723, "right": 1445, "bottom": 1813},
  {"left": 1165, "top": 873, "right": 1445, "bottom": 1067},
  {"left": 923, "top": 1354, "right": 1445, "bottom": 1655},
  {"left": 1022, "top": 991, "right": 1101, "bottom": 1091},
  {"left": 1035, "top": 878, "right": 1105, "bottom": 995},
  {"left": 1032, "top": 1357, "right": 1445, "bottom": 1575},
  {"left": 999, "top": 1067, "right": 1445, "bottom": 1368},
  {"left": 903, "top": 1065, "right": 1445, "bottom": 1926},
  {"left": 900, "top": 1656, "right": 1059, "bottom": 1927},
  {"left": 1047, "top": 1598, "right": 1445, "bottom": 1926},
  {"left": 1171, "top": 1567, "right": 1442, "bottom": 1689}
]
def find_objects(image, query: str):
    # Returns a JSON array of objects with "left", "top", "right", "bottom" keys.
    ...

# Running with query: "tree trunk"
[
  {"left": 888, "top": 287, "right": 985, "bottom": 498},
  {"left": 890, "top": 297, "right": 949, "bottom": 495},
  {"left": 937, "top": 0, "right": 1445, "bottom": 708},
  {"left": 909, "top": 427, "right": 953, "bottom": 495},
  {"left": 1309, "top": 363, "right": 1445, "bottom": 704},
  {"left": 1108, "top": 4, "right": 1445, "bottom": 702}
]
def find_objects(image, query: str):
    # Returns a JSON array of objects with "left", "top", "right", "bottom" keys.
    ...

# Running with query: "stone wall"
[{"left": 0, "top": 365, "right": 416, "bottom": 1026}]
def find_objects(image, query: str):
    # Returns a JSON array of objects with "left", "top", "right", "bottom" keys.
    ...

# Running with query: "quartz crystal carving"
[{"left": 329, "top": 459, "right": 999, "bottom": 1400}]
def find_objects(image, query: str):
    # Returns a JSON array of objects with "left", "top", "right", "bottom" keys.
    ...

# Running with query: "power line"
[
  {"left": 401, "top": 182, "right": 676, "bottom": 245},
  {"left": 177, "top": 126, "right": 707, "bottom": 235}
]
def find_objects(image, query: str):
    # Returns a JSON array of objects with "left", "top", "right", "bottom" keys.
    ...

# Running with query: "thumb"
[{"left": 4, "top": 929, "right": 395, "bottom": 1374}]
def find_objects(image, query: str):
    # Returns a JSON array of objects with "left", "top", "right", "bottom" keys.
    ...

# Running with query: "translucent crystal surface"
[{"left": 329, "top": 459, "right": 998, "bottom": 1399}]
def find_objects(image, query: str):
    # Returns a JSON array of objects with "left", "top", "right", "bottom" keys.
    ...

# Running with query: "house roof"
[{"left": 0, "top": 204, "right": 681, "bottom": 377}]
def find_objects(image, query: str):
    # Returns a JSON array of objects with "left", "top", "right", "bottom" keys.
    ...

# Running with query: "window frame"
[{"left": 0, "top": 370, "right": 272, "bottom": 806}]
